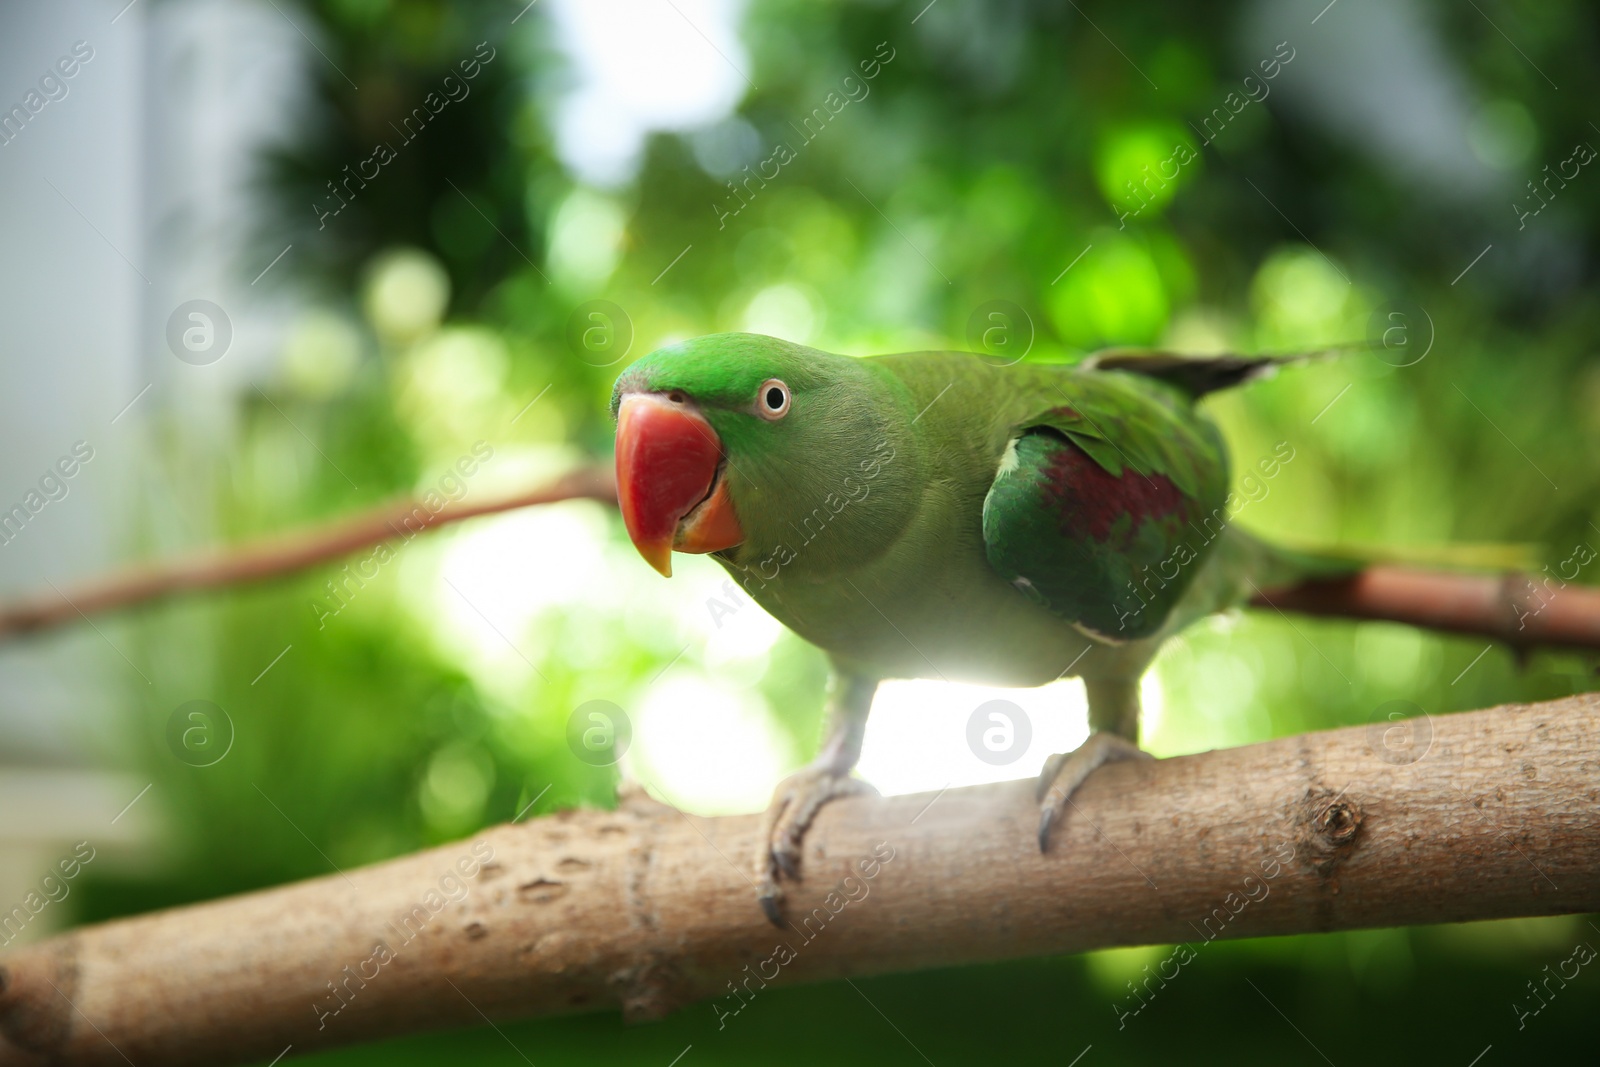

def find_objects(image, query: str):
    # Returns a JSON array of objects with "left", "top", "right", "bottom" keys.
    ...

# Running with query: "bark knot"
[{"left": 1297, "top": 787, "right": 1365, "bottom": 878}]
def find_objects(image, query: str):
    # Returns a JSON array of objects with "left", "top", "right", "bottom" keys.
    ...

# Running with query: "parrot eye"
[{"left": 757, "top": 379, "right": 790, "bottom": 420}]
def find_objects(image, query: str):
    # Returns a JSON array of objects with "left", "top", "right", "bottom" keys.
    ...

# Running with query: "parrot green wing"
[{"left": 980, "top": 369, "right": 1231, "bottom": 641}]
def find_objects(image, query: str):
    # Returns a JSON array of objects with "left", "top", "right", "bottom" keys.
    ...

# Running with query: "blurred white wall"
[{"left": 0, "top": 0, "right": 303, "bottom": 942}]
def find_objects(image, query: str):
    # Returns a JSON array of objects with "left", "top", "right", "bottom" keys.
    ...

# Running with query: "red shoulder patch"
[{"left": 1038, "top": 433, "right": 1189, "bottom": 546}]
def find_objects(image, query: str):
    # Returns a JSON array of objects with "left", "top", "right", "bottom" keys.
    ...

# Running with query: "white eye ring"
[{"left": 757, "top": 378, "right": 790, "bottom": 420}]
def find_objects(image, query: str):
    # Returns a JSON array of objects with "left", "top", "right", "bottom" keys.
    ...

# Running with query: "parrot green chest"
[
  {"left": 730, "top": 498, "right": 1104, "bottom": 686},
  {"left": 715, "top": 358, "right": 1125, "bottom": 685}
]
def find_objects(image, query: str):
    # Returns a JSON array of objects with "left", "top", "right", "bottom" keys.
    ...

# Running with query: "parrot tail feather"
[{"left": 1083, "top": 342, "right": 1387, "bottom": 397}]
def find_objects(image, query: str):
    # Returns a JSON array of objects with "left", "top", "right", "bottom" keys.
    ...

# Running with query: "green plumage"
[
  {"left": 980, "top": 371, "right": 1230, "bottom": 641},
  {"left": 612, "top": 333, "right": 1337, "bottom": 733}
]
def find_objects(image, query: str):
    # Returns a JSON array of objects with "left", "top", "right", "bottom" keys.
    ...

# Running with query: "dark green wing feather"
[
  {"left": 981, "top": 370, "right": 1230, "bottom": 641},
  {"left": 1083, "top": 344, "right": 1366, "bottom": 396}
]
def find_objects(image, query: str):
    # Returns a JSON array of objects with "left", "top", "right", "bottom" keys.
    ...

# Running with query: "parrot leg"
[
  {"left": 1036, "top": 674, "right": 1153, "bottom": 851},
  {"left": 755, "top": 671, "right": 879, "bottom": 926}
]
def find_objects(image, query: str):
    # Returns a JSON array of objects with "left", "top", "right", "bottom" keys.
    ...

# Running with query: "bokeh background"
[{"left": 2, "top": 0, "right": 1598, "bottom": 1063}]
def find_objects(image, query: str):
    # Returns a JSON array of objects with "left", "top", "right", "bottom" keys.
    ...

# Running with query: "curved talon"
[
  {"left": 1037, "top": 803, "right": 1057, "bottom": 852},
  {"left": 752, "top": 767, "right": 877, "bottom": 924},
  {"left": 774, "top": 841, "right": 801, "bottom": 882},
  {"left": 1036, "top": 752, "right": 1067, "bottom": 802},
  {"left": 1035, "top": 732, "right": 1152, "bottom": 852},
  {"left": 773, "top": 815, "right": 805, "bottom": 878},
  {"left": 758, "top": 885, "right": 785, "bottom": 928}
]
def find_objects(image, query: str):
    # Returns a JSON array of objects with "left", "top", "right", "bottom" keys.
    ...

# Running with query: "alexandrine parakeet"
[{"left": 610, "top": 333, "right": 1345, "bottom": 924}]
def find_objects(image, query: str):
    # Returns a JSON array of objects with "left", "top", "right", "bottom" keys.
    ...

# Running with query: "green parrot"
[{"left": 610, "top": 332, "right": 1349, "bottom": 924}]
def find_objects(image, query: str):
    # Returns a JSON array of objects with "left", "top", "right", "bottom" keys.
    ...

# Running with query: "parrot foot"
[
  {"left": 755, "top": 766, "right": 877, "bottom": 926},
  {"left": 1036, "top": 731, "right": 1152, "bottom": 851}
]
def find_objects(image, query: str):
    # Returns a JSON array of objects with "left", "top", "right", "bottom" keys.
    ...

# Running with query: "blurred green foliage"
[{"left": 63, "top": 0, "right": 1600, "bottom": 1062}]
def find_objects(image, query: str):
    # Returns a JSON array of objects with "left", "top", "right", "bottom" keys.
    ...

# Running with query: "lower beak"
[{"left": 615, "top": 393, "right": 744, "bottom": 576}]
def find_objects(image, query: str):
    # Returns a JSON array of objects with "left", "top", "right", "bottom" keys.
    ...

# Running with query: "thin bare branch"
[
  {"left": 1251, "top": 565, "right": 1600, "bottom": 650},
  {"left": 2, "top": 468, "right": 1598, "bottom": 657},
  {"left": 0, "top": 467, "right": 616, "bottom": 640}
]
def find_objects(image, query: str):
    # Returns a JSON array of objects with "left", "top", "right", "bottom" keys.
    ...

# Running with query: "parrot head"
[{"left": 610, "top": 333, "right": 902, "bottom": 577}]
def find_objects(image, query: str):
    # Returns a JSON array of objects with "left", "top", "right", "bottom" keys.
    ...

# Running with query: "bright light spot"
[
  {"left": 418, "top": 494, "right": 713, "bottom": 706},
  {"left": 1139, "top": 670, "right": 1166, "bottom": 743},
  {"left": 1250, "top": 246, "right": 1358, "bottom": 347},
  {"left": 282, "top": 309, "right": 362, "bottom": 399},
  {"left": 689, "top": 116, "right": 762, "bottom": 178},
  {"left": 546, "top": 187, "right": 628, "bottom": 294},
  {"left": 1049, "top": 235, "right": 1171, "bottom": 346},
  {"left": 1160, "top": 306, "right": 1239, "bottom": 355},
  {"left": 547, "top": 0, "right": 749, "bottom": 186},
  {"left": 857, "top": 677, "right": 1090, "bottom": 796},
  {"left": 425, "top": 504, "right": 615, "bottom": 697},
  {"left": 362, "top": 247, "right": 450, "bottom": 344},
  {"left": 1095, "top": 123, "right": 1199, "bottom": 216},
  {"left": 1354, "top": 622, "right": 1434, "bottom": 691},
  {"left": 702, "top": 582, "right": 785, "bottom": 667},
  {"left": 1084, "top": 944, "right": 1168, "bottom": 996},
  {"left": 420, "top": 743, "right": 495, "bottom": 832},
  {"left": 402, "top": 327, "right": 507, "bottom": 407},
  {"left": 396, "top": 327, "right": 511, "bottom": 455},
  {"left": 438, "top": 506, "right": 609, "bottom": 618},
  {"left": 741, "top": 283, "right": 819, "bottom": 343},
  {"left": 630, "top": 674, "right": 793, "bottom": 815},
  {"left": 858, "top": 673, "right": 1170, "bottom": 795}
]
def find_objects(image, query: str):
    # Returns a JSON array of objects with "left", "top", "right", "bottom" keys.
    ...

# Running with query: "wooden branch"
[
  {"left": 0, "top": 467, "right": 616, "bottom": 640},
  {"left": 1251, "top": 565, "right": 1600, "bottom": 651},
  {"left": 2, "top": 458, "right": 1598, "bottom": 654},
  {"left": 2, "top": 696, "right": 1596, "bottom": 1066}
]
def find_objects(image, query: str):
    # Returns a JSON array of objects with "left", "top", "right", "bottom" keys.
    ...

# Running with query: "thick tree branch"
[
  {"left": 0, "top": 467, "right": 616, "bottom": 640},
  {"left": 2, "top": 696, "right": 1596, "bottom": 1066}
]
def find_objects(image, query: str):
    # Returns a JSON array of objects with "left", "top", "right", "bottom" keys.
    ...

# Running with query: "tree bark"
[
  {"left": 2, "top": 695, "right": 1597, "bottom": 1066},
  {"left": 1250, "top": 565, "right": 1600, "bottom": 650},
  {"left": 0, "top": 467, "right": 616, "bottom": 640}
]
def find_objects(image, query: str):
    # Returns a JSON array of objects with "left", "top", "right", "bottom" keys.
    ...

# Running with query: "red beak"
[{"left": 615, "top": 393, "right": 743, "bottom": 576}]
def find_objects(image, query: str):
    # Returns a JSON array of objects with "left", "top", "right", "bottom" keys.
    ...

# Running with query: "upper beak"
[{"left": 614, "top": 393, "right": 744, "bottom": 576}]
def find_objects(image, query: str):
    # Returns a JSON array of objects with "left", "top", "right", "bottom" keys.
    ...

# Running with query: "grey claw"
[
  {"left": 1036, "top": 752, "right": 1066, "bottom": 801},
  {"left": 759, "top": 889, "right": 784, "bottom": 928},
  {"left": 774, "top": 844, "right": 801, "bottom": 882},
  {"left": 1037, "top": 805, "right": 1055, "bottom": 853}
]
